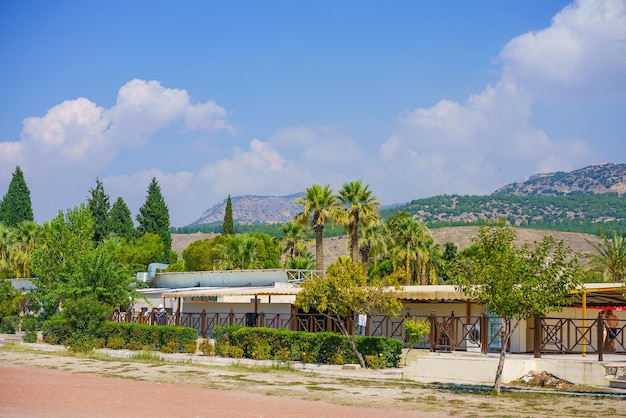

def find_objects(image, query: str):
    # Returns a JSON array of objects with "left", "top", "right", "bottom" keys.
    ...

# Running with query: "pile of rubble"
[{"left": 512, "top": 371, "right": 577, "bottom": 390}]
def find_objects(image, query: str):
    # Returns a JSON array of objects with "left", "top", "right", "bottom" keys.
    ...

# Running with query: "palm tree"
[
  {"left": 279, "top": 221, "right": 309, "bottom": 261},
  {"left": 359, "top": 222, "right": 386, "bottom": 274},
  {"left": 386, "top": 212, "right": 432, "bottom": 286},
  {"left": 337, "top": 180, "right": 381, "bottom": 264},
  {"left": 294, "top": 184, "right": 337, "bottom": 271},
  {"left": 585, "top": 231, "right": 626, "bottom": 282},
  {"left": 218, "top": 235, "right": 259, "bottom": 270}
]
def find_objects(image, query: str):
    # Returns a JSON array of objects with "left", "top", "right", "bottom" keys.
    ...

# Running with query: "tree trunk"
[
  {"left": 335, "top": 316, "right": 366, "bottom": 368},
  {"left": 494, "top": 320, "right": 517, "bottom": 395},
  {"left": 314, "top": 225, "right": 324, "bottom": 271},
  {"left": 350, "top": 217, "right": 359, "bottom": 264}
]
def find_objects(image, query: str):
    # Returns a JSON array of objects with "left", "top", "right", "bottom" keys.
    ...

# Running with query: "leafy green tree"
[
  {"left": 114, "top": 232, "right": 165, "bottom": 274},
  {"left": 404, "top": 317, "right": 430, "bottom": 365},
  {"left": 296, "top": 260, "right": 401, "bottom": 368},
  {"left": 584, "top": 230, "right": 626, "bottom": 282},
  {"left": 109, "top": 197, "right": 136, "bottom": 240},
  {"left": 337, "top": 180, "right": 381, "bottom": 263},
  {"left": 182, "top": 235, "right": 229, "bottom": 271},
  {"left": 136, "top": 177, "right": 173, "bottom": 263},
  {"left": 87, "top": 179, "right": 110, "bottom": 242},
  {"left": 451, "top": 221, "right": 584, "bottom": 394},
  {"left": 0, "top": 166, "right": 34, "bottom": 227},
  {"left": 295, "top": 184, "right": 338, "bottom": 271},
  {"left": 30, "top": 205, "right": 137, "bottom": 320},
  {"left": 222, "top": 195, "right": 235, "bottom": 235}
]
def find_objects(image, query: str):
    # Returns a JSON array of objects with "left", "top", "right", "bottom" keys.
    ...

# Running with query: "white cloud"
[
  {"left": 501, "top": 0, "right": 626, "bottom": 103},
  {"left": 376, "top": 0, "right": 620, "bottom": 202},
  {"left": 0, "top": 79, "right": 233, "bottom": 224}
]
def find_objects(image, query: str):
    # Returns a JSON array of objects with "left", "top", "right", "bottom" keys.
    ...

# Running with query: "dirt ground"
[{"left": 2, "top": 345, "right": 626, "bottom": 418}]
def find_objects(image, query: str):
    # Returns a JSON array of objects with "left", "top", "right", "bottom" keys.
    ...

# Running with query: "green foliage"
[
  {"left": 87, "top": 179, "right": 111, "bottom": 243},
  {"left": 584, "top": 230, "right": 626, "bottom": 282},
  {"left": 222, "top": 195, "right": 235, "bottom": 235},
  {"left": 355, "top": 336, "right": 403, "bottom": 368},
  {"left": 61, "top": 294, "right": 111, "bottom": 340},
  {"left": 199, "top": 340, "right": 214, "bottom": 356},
  {"left": 109, "top": 197, "right": 136, "bottom": 240},
  {"left": 68, "top": 334, "right": 96, "bottom": 352},
  {"left": 106, "top": 336, "right": 125, "bottom": 349},
  {"left": 381, "top": 194, "right": 626, "bottom": 236},
  {"left": 229, "top": 346, "right": 244, "bottom": 358},
  {"left": 220, "top": 326, "right": 401, "bottom": 367},
  {"left": 365, "top": 354, "right": 386, "bottom": 369},
  {"left": 41, "top": 316, "right": 72, "bottom": 345},
  {"left": 182, "top": 235, "right": 229, "bottom": 271},
  {"left": 99, "top": 321, "right": 197, "bottom": 352},
  {"left": 0, "top": 166, "right": 34, "bottom": 228},
  {"left": 30, "top": 205, "right": 138, "bottom": 322},
  {"left": 115, "top": 232, "right": 165, "bottom": 273},
  {"left": 451, "top": 220, "right": 584, "bottom": 394},
  {"left": 136, "top": 177, "right": 172, "bottom": 263},
  {"left": 404, "top": 317, "right": 430, "bottom": 347}
]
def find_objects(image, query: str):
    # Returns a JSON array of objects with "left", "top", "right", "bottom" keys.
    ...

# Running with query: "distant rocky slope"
[
  {"left": 191, "top": 193, "right": 304, "bottom": 225},
  {"left": 186, "top": 163, "right": 626, "bottom": 233},
  {"left": 493, "top": 162, "right": 626, "bottom": 196}
]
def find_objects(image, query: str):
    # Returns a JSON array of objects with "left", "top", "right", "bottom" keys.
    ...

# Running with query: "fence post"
[
  {"left": 450, "top": 311, "right": 456, "bottom": 351},
  {"left": 229, "top": 309, "right": 234, "bottom": 326},
  {"left": 598, "top": 311, "right": 604, "bottom": 361},
  {"left": 290, "top": 305, "right": 297, "bottom": 331},
  {"left": 259, "top": 312, "right": 264, "bottom": 327},
  {"left": 429, "top": 311, "right": 436, "bottom": 352},
  {"left": 533, "top": 316, "right": 541, "bottom": 358},
  {"left": 201, "top": 310, "right": 206, "bottom": 336}
]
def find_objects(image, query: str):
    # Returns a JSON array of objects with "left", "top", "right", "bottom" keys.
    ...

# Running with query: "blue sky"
[{"left": 1, "top": 0, "right": 625, "bottom": 227}]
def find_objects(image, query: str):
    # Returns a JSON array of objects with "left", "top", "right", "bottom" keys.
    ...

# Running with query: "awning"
[
  {"left": 162, "top": 283, "right": 302, "bottom": 299},
  {"left": 568, "top": 283, "right": 626, "bottom": 307},
  {"left": 393, "top": 285, "right": 472, "bottom": 302}
]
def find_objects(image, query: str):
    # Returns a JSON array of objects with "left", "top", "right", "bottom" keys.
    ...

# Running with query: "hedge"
[{"left": 215, "top": 325, "right": 403, "bottom": 367}]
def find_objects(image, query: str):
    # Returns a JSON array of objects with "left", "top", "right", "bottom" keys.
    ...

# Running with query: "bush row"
[
  {"left": 214, "top": 325, "right": 403, "bottom": 368},
  {"left": 40, "top": 318, "right": 197, "bottom": 353}
]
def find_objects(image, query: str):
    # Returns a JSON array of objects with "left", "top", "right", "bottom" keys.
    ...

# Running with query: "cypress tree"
[
  {"left": 109, "top": 197, "right": 136, "bottom": 240},
  {"left": 222, "top": 195, "right": 235, "bottom": 235},
  {"left": 0, "top": 166, "right": 34, "bottom": 227},
  {"left": 136, "top": 177, "right": 172, "bottom": 263},
  {"left": 87, "top": 178, "right": 110, "bottom": 242}
]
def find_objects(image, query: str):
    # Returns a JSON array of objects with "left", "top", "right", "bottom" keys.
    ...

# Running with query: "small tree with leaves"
[
  {"left": 136, "top": 177, "right": 173, "bottom": 263},
  {"left": 222, "top": 195, "right": 235, "bottom": 235},
  {"left": 295, "top": 259, "right": 401, "bottom": 368},
  {"left": 451, "top": 221, "right": 584, "bottom": 394},
  {"left": 404, "top": 317, "right": 430, "bottom": 366},
  {"left": 0, "top": 166, "right": 34, "bottom": 227}
]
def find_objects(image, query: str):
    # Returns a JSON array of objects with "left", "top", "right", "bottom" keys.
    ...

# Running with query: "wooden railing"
[{"left": 109, "top": 309, "right": 623, "bottom": 360}]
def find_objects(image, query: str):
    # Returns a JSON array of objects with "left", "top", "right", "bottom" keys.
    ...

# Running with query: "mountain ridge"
[{"left": 187, "top": 163, "right": 626, "bottom": 231}]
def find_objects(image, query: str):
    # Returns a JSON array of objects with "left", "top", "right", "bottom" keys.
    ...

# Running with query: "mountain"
[
  {"left": 191, "top": 193, "right": 304, "bottom": 225},
  {"left": 493, "top": 162, "right": 626, "bottom": 196},
  {"left": 184, "top": 163, "right": 626, "bottom": 235}
]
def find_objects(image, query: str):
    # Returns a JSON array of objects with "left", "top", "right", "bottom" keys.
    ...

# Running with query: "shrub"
[
  {"left": 199, "top": 340, "right": 214, "bottom": 356},
  {"left": 161, "top": 341, "right": 178, "bottom": 354},
  {"left": 356, "top": 336, "right": 403, "bottom": 368},
  {"left": 22, "top": 316, "right": 41, "bottom": 332},
  {"left": 126, "top": 340, "right": 144, "bottom": 351},
  {"left": 365, "top": 353, "right": 387, "bottom": 369},
  {"left": 0, "top": 316, "right": 19, "bottom": 334},
  {"left": 273, "top": 347, "right": 290, "bottom": 362},
  {"left": 229, "top": 346, "right": 244, "bottom": 358},
  {"left": 94, "top": 337, "right": 106, "bottom": 349},
  {"left": 106, "top": 336, "right": 125, "bottom": 349},
  {"left": 215, "top": 343, "right": 230, "bottom": 357},
  {"left": 184, "top": 342, "right": 198, "bottom": 355},
  {"left": 301, "top": 351, "right": 317, "bottom": 364},
  {"left": 68, "top": 335, "right": 95, "bottom": 353},
  {"left": 41, "top": 317, "right": 72, "bottom": 345},
  {"left": 250, "top": 340, "right": 271, "bottom": 360},
  {"left": 22, "top": 331, "right": 37, "bottom": 343}
]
